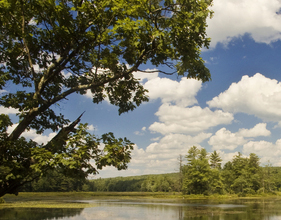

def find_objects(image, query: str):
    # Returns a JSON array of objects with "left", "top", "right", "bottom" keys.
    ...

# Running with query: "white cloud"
[
  {"left": 209, "top": 128, "right": 247, "bottom": 150},
  {"left": 144, "top": 77, "right": 202, "bottom": 107},
  {"left": 97, "top": 133, "right": 211, "bottom": 178},
  {"left": 207, "top": 0, "right": 281, "bottom": 47},
  {"left": 243, "top": 139, "right": 281, "bottom": 166},
  {"left": 208, "top": 73, "right": 281, "bottom": 122},
  {"left": 83, "top": 70, "right": 202, "bottom": 109},
  {"left": 7, "top": 124, "right": 56, "bottom": 145},
  {"left": 209, "top": 123, "right": 271, "bottom": 150},
  {"left": 133, "top": 69, "right": 159, "bottom": 82},
  {"left": 0, "top": 106, "right": 19, "bottom": 115},
  {"left": 149, "top": 104, "right": 233, "bottom": 134},
  {"left": 145, "top": 133, "right": 211, "bottom": 157},
  {"left": 84, "top": 69, "right": 159, "bottom": 101},
  {"left": 237, "top": 123, "right": 271, "bottom": 137},
  {"left": 87, "top": 124, "right": 96, "bottom": 131}
]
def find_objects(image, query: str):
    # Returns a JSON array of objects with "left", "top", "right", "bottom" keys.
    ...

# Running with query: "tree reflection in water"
[
  {"left": 0, "top": 208, "right": 83, "bottom": 220},
  {"left": 1, "top": 199, "right": 281, "bottom": 220}
]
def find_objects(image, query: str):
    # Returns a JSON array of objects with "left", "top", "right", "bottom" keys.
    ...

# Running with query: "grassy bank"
[
  {"left": 1, "top": 192, "right": 183, "bottom": 209},
  {"left": 1, "top": 191, "right": 281, "bottom": 209},
  {"left": 2, "top": 191, "right": 183, "bottom": 202}
]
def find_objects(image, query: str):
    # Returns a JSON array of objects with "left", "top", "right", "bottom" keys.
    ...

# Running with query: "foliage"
[
  {"left": 83, "top": 174, "right": 178, "bottom": 192},
  {"left": 259, "top": 162, "right": 277, "bottom": 193},
  {"left": 181, "top": 148, "right": 275, "bottom": 196},
  {"left": 19, "top": 165, "right": 281, "bottom": 196},
  {"left": 21, "top": 169, "right": 85, "bottom": 192},
  {"left": 182, "top": 147, "right": 221, "bottom": 195},
  {"left": 0, "top": 0, "right": 213, "bottom": 197},
  {"left": 223, "top": 152, "right": 261, "bottom": 195},
  {"left": 21, "top": 173, "right": 181, "bottom": 193},
  {"left": 210, "top": 150, "right": 222, "bottom": 169}
]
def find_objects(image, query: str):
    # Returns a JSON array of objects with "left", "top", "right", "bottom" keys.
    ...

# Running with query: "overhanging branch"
[{"left": 44, "top": 111, "right": 85, "bottom": 152}]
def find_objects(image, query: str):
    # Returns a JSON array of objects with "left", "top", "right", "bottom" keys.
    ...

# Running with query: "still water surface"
[{"left": 2, "top": 198, "right": 281, "bottom": 220}]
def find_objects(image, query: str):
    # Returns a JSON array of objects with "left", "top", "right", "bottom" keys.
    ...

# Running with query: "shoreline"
[{"left": 2, "top": 191, "right": 281, "bottom": 203}]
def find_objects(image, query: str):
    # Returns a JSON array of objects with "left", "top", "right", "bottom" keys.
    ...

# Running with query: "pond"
[{"left": 1, "top": 198, "right": 281, "bottom": 220}]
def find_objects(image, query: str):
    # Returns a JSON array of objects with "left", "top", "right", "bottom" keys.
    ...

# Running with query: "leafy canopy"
[{"left": 0, "top": 0, "right": 213, "bottom": 197}]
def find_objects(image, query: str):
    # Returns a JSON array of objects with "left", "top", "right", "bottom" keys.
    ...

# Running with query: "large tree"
[
  {"left": 0, "top": 0, "right": 213, "bottom": 197},
  {"left": 182, "top": 147, "right": 211, "bottom": 194}
]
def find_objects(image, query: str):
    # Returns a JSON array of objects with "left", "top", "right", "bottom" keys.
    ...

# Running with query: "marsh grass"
[
  {"left": 0, "top": 201, "right": 95, "bottom": 209},
  {"left": 2, "top": 191, "right": 281, "bottom": 209},
  {"left": 1, "top": 192, "right": 182, "bottom": 209},
  {"left": 3, "top": 191, "right": 184, "bottom": 202}
]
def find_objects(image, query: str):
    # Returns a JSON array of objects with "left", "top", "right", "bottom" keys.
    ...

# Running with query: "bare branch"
[{"left": 136, "top": 68, "right": 177, "bottom": 75}]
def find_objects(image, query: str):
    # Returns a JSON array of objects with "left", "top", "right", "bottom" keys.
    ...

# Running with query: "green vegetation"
[
  {"left": 182, "top": 147, "right": 281, "bottom": 196},
  {"left": 3, "top": 192, "right": 281, "bottom": 220},
  {"left": 20, "top": 171, "right": 181, "bottom": 193},
  {"left": 18, "top": 147, "right": 281, "bottom": 198},
  {"left": 89, "top": 173, "right": 181, "bottom": 192},
  {"left": 0, "top": 0, "right": 213, "bottom": 197}
]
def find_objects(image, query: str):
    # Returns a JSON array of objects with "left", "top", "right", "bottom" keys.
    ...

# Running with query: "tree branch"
[
  {"left": 20, "top": 1, "right": 36, "bottom": 82},
  {"left": 136, "top": 68, "right": 177, "bottom": 75},
  {"left": 44, "top": 112, "right": 85, "bottom": 152}
]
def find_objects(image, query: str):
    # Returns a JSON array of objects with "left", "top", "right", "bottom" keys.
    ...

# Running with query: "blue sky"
[{"left": 2, "top": 0, "right": 281, "bottom": 178}]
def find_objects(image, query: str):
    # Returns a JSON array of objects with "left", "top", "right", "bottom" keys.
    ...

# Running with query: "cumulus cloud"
[
  {"left": 97, "top": 133, "right": 211, "bottom": 178},
  {"left": 237, "top": 123, "right": 271, "bottom": 137},
  {"left": 0, "top": 106, "right": 19, "bottom": 115},
  {"left": 209, "top": 123, "right": 271, "bottom": 150},
  {"left": 243, "top": 139, "right": 281, "bottom": 166},
  {"left": 144, "top": 77, "right": 202, "bottom": 107},
  {"left": 207, "top": 0, "right": 281, "bottom": 47},
  {"left": 209, "top": 128, "right": 247, "bottom": 150},
  {"left": 208, "top": 73, "right": 281, "bottom": 122},
  {"left": 84, "top": 69, "right": 203, "bottom": 109},
  {"left": 145, "top": 133, "right": 212, "bottom": 157},
  {"left": 149, "top": 104, "right": 233, "bottom": 135}
]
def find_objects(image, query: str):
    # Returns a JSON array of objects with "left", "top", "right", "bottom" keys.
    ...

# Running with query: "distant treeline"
[
  {"left": 87, "top": 173, "right": 181, "bottom": 192},
  {"left": 21, "top": 147, "right": 281, "bottom": 196}
]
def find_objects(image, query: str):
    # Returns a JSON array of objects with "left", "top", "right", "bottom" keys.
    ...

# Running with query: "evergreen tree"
[
  {"left": 210, "top": 150, "right": 222, "bottom": 169},
  {"left": 248, "top": 153, "right": 261, "bottom": 192},
  {"left": 209, "top": 151, "right": 224, "bottom": 194},
  {"left": 223, "top": 152, "right": 262, "bottom": 195},
  {"left": 182, "top": 147, "right": 211, "bottom": 195},
  {"left": 209, "top": 168, "right": 224, "bottom": 194},
  {"left": 222, "top": 161, "right": 235, "bottom": 194}
]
